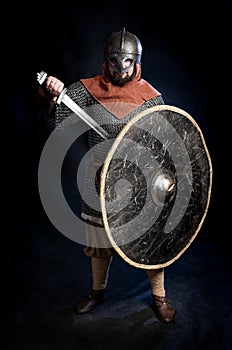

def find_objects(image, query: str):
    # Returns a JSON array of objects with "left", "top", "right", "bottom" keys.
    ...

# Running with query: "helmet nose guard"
[{"left": 104, "top": 28, "right": 142, "bottom": 74}]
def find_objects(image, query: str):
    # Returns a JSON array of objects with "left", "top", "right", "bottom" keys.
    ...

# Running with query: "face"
[{"left": 107, "top": 57, "right": 135, "bottom": 86}]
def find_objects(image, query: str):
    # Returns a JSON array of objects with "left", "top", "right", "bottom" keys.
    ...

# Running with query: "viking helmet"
[{"left": 104, "top": 28, "right": 142, "bottom": 74}]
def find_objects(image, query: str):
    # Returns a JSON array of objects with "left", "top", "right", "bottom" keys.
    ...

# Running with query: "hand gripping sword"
[{"left": 36, "top": 71, "right": 109, "bottom": 140}]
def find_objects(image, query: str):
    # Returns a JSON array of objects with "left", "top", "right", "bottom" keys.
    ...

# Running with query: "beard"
[{"left": 109, "top": 72, "right": 135, "bottom": 86}]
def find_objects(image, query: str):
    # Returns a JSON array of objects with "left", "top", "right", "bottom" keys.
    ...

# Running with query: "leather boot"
[
  {"left": 152, "top": 295, "right": 176, "bottom": 323},
  {"left": 76, "top": 289, "right": 106, "bottom": 314}
]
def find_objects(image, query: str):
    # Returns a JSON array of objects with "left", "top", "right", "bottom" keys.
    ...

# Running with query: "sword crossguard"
[{"left": 56, "top": 88, "right": 67, "bottom": 105}]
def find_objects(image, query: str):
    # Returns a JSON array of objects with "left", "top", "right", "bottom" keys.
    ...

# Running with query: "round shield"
[{"left": 100, "top": 105, "right": 213, "bottom": 269}]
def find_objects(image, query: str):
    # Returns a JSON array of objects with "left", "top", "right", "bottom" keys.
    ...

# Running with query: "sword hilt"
[
  {"left": 36, "top": 71, "right": 67, "bottom": 105},
  {"left": 36, "top": 70, "right": 110, "bottom": 140}
]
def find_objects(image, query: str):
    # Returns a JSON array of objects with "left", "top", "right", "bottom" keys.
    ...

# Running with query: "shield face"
[{"left": 100, "top": 105, "right": 213, "bottom": 269}]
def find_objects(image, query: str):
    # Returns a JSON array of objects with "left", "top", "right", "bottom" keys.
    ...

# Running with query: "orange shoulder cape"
[{"left": 80, "top": 63, "right": 161, "bottom": 119}]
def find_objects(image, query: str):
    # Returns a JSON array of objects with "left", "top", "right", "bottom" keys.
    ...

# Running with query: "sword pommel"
[{"left": 37, "top": 71, "right": 48, "bottom": 85}]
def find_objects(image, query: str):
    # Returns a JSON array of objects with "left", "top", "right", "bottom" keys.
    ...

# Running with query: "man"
[{"left": 39, "top": 28, "right": 176, "bottom": 323}]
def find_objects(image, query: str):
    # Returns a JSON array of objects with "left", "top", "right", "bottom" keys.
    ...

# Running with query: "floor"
[{"left": 2, "top": 191, "right": 231, "bottom": 350}]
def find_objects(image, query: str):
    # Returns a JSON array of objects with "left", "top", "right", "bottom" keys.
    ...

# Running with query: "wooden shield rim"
[{"left": 100, "top": 105, "right": 213, "bottom": 269}]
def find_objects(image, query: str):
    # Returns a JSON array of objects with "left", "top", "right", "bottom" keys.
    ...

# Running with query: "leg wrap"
[
  {"left": 146, "top": 268, "right": 165, "bottom": 297},
  {"left": 92, "top": 256, "right": 112, "bottom": 290}
]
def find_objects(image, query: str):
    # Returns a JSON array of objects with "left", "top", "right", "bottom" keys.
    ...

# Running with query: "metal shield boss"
[{"left": 100, "top": 105, "right": 213, "bottom": 269}]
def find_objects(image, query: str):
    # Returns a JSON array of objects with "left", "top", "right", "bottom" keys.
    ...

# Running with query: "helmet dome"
[{"left": 104, "top": 28, "right": 142, "bottom": 74}]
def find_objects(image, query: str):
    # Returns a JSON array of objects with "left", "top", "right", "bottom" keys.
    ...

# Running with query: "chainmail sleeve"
[{"left": 50, "top": 81, "right": 98, "bottom": 129}]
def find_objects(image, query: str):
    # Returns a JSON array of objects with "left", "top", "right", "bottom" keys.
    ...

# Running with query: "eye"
[
  {"left": 124, "top": 59, "right": 133, "bottom": 68},
  {"left": 109, "top": 58, "right": 118, "bottom": 67}
]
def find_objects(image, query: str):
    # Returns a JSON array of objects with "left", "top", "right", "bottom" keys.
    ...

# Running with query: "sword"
[{"left": 36, "top": 71, "right": 109, "bottom": 140}]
